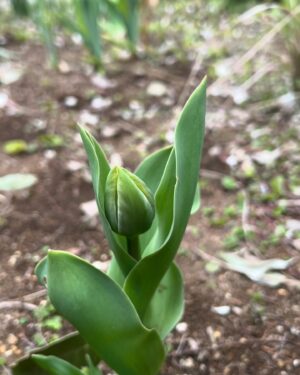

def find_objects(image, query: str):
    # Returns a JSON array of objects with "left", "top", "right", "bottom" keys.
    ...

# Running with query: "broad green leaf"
[
  {"left": 35, "top": 256, "right": 48, "bottom": 285},
  {"left": 143, "top": 262, "right": 184, "bottom": 339},
  {"left": 153, "top": 150, "right": 176, "bottom": 249},
  {"left": 124, "top": 78, "right": 206, "bottom": 317},
  {"left": 79, "top": 126, "right": 135, "bottom": 276},
  {"left": 32, "top": 355, "right": 83, "bottom": 375},
  {"left": 11, "top": 333, "right": 98, "bottom": 375},
  {"left": 107, "top": 255, "right": 125, "bottom": 286},
  {"left": 47, "top": 251, "right": 165, "bottom": 375},
  {"left": 135, "top": 146, "right": 173, "bottom": 195},
  {"left": 135, "top": 146, "right": 173, "bottom": 250},
  {"left": 0, "top": 173, "right": 38, "bottom": 191}
]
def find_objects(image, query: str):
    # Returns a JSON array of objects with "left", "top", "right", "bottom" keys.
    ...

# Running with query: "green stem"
[{"left": 126, "top": 235, "right": 140, "bottom": 261}]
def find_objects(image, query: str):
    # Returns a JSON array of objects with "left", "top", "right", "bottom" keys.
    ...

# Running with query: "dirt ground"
[{"left": 1, "top": 2, "right": 300, "bottom": 375}]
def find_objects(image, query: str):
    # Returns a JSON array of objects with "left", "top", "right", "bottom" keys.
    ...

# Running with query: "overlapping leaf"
[
  {"left": 79, "top": 127, "right": 135, "bottom": 277},
  {"left": 46, "top": 251, "right": 165, "bottom": 375},
  {"left": 12, "top": 333, "right": 98, "bottom": 375}
]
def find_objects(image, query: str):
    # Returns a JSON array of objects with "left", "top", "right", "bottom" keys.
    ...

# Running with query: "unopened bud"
[{"left": 104, "top": 167, "right": 155, "bottom": 236}]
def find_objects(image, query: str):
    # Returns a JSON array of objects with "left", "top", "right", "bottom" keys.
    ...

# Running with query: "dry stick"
[
  {"left": 0, "top": 290, "right": 47, "bottom": 305},
  {"left": 0, "top": 301, "right": 37, "bottom": 311}
]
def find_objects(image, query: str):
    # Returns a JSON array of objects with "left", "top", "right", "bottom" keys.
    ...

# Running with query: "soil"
[{"left": 1, "top": 8, "right": 300, "bottom": 375}]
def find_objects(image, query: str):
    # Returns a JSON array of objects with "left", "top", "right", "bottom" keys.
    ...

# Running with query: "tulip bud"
[{"left": 104, "top": 167, "right": 155, "bottom": 236}]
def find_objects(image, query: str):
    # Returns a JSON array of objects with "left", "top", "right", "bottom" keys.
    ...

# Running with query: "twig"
[
  {"left": 0, "top": 301, "right": 37, "bottom": 311},
  {"left": 19, "top": 289, "right": 47, "bottom": 302},
  {"left": 0, "top": 289, "right": 47, "bottom": 304}
]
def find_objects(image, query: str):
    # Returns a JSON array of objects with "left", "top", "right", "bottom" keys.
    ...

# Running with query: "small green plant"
[{"left": 12, "top": 78, "right": 206, "bottom": 375}]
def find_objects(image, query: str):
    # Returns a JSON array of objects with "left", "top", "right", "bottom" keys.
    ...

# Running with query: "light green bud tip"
[{"left": 104, "top": 167, "right": 155, "bottom": 236}]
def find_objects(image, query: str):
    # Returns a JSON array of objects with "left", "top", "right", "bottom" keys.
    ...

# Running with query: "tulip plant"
[{"left": 12, "top": 77, "right": 206, "bottom": 375}]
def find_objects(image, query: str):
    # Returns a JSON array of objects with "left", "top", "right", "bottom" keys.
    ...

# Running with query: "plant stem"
[{"left": 126, "top": 236, "right": 140, "bottom": 261}]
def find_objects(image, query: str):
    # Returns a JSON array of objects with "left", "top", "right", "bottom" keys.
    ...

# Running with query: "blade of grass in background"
[{"left": 9, "top": 0, "right": 140, "bottom": 69}]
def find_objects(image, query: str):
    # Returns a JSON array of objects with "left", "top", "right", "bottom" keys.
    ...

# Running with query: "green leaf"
[
  {"left": 47, "top": 251, "right": 165, "bottom": 375},
  {"left": 36, "top": 256, "right": 48, "bottom": 285},
  {"left": 38, "top": 134, "right": 64, "bottom": 148},
  {"left": 79, "top": 126, "right": 135, "bottom": 277},
  {"left": 221, "top": 176, "right": 238, "bottom": 191},
  {"left": 124, "top": 78, "right": 206, "bottom": 318},
  {"left": 135, "top": 146, "right": 173, "bottom": 250},
  {"left": 135, "top": 146, "right": 173, "bottom": 195},
  {"left": 11, "top": 333, "right": 99, "bottom": 375},
  {"left": 32, "top": 355, "right": 83, "bottom": 375},
  {"left": 143, "top": 262, "right": 184, "bottom": 339},
  {"left": 3, "top": 139, "right": 28, "bottom": 155},
  {"left": 42, "top": 316, "right": 63, "bottom": 331},
  {"left": 0, "top": 173, "right": 38, "bottom": 191}
]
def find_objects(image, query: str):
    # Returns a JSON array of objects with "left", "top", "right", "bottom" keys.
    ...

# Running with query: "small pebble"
[
  {"left": 232, "top": 306, "right": 242, "bottom": 315},
  {"left": 64, "top": 96, "right": 78, "bottom": 108},
  {"left": 146, "top": 81, "right": 167, "bottom": 97},
  {"left": 179, "top": 357, "right": 194, "bottom": 368},
  {"left": 276, "top": 325, "right": 285, "bottom": 334},
  {"left": 187, "top": 337, "right": 199, "bottom": 351},
  {"left": 198, "top": 350, "right": 209, "bottom": 362},
  {"left": 211, "top": 305, "right": 231, "bottom": 316},
  {"left": 90, "top": 96, "right": 112, "bottom": 111},
  {"left": 7, "top": 333, "right": 18, "bottom": 345},
  {"left": 44, "top": 150, "right": 57, "bottom": 160},
  {"left": 176, "top": 322, "right": 188, "bottom": 333},
  {"left": 278, "top": 288, "right": 288, "bottom": 297},
  {"left": 291, "top": 327, "right": 300, "bottom": 336},
  {"left": 199, "top": 363, "right": 207, "bottom": 373},
  {"left": 293, "top": 359, "right": 300, "bottom": 367}
]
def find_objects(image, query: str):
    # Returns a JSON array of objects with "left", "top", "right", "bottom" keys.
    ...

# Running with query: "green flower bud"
[{"left": 104, "top": 167, "right": 155, "bottom": 236}]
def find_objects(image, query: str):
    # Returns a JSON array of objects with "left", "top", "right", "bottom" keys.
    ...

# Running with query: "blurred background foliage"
[{"left": 2, "top": 0, "right": 299, "bottom": 90}]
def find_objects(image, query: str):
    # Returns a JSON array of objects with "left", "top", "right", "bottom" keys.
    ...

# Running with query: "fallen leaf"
[
  {"left": 0, "top": 173, "right": 38, "bottom": 191},
  {"left": 220, "top": 251, "right": 295, "bottom": 287}
]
